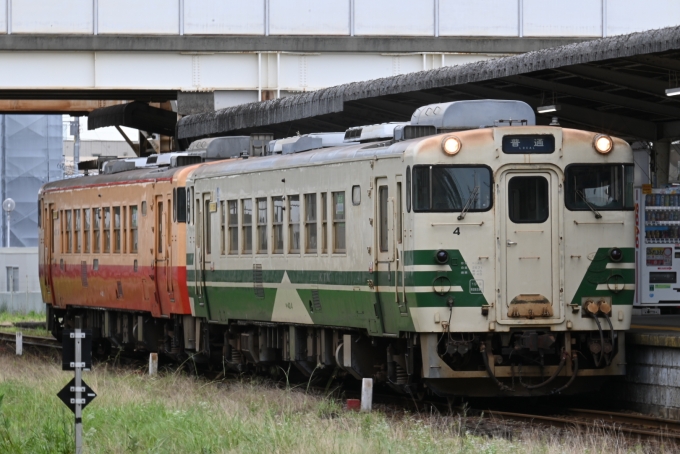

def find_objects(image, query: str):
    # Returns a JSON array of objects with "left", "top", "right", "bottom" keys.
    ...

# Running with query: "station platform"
[
  {"left": 629, "top": 314, "right": 680, "bottom": 348},
  {"left": 615, "top": 314, "right": 680, "bottom": 419}
]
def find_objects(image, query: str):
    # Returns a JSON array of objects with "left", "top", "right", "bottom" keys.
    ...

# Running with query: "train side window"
[
  {"left": 406, "top": 166, "right": 411, "bottom": 213},
  {"left": 114, "top": 207, "right": 121, "bottom": 253},
  {"left": 397, "top": 182, "right": 403, "bottom": 244},
  {"left": 176, "top": 187, "right": 187, "bottom": 223},
  {"left": 289, "top": 195, "right": 300, "bottom": 254},
  {"left": 220, "top": 201, "right": 226, "bottom": 255},
  {"left": 272, "top": 197, "right": 284, "bottom": 254},
  {"left": 51, "top": 210, "right": 56, "bottom": 254},
  {"left": 257, "top": 198, "right": 268, "bottom": 254},
  {"left": 333, "top": 191, "right": 346, "bottom": 253},
  {"left": 228, "top": 200, "right": 238, "bottom": 255},
  {"left": 93, "top": 209, "right": 101, "bottom": 253},
  {"left": 159, "top": 202, "right": 164, "bottom": 254},
  {"left": 379, "top": 186, "right": 388, "bottom": 252},
  {"left": 305, "top": 193, "right": 317, "bottom": 253},
  {"left": 103, "top": 207, "right": 111, "bottom": 253},
  {"left": 122, "top": 206, "right": 127, "bottom": 253},
  {"left": 321, "top": 193, "right": 328, "bottom": 254},
  {"left": 130, "top": 206, "right": 138, "bottom": 253},
  {"left": 74, "top": 209, "right": 81, "bottom": 253},
  {"left": 351, "top": 185, "right": 361, "bottom": 206},
  {"left": 242, "top": 199, "right": 252, "bottom": 254},
  {"left": 83, "top": 208, "right": 90, "bottom": 253},
  {"left": 65, "top": 210, "right": 72, "bottom": 253},
  {"left": 38, "top": 201, "right": 41, "bottom": 227}
]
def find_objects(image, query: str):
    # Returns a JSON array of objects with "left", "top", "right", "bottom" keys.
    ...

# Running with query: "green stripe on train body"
[{"left": 569, "top": 247, "right": 635, "bottom": 306}]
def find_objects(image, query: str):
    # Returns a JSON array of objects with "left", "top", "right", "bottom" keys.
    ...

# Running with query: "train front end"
[{"left": 405, "top": 101, "right": 634, "bottom": 396}]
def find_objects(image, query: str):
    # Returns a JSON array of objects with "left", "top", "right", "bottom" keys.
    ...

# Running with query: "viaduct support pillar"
[{"left": 654, "top": 140, "right": 671, "bottom": 188}]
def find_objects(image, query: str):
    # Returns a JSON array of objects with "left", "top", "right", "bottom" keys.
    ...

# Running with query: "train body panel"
[{"left": 39, "top": 165, "right": 197, "bottom": 317}]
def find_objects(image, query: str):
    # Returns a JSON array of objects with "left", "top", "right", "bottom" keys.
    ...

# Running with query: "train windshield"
[
  {"left": 413, "top": 165, "right": 492, "bottom": 212},
  {"left": 565, "top": 164, "right": 634, "bottom": 211}
]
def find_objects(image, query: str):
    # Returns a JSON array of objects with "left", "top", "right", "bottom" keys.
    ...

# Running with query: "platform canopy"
[{"left": 177, "top": 25, "right": 680, "bottom": 148}]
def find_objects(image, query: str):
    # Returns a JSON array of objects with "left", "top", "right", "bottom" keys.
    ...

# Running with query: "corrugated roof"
[{"left": 177, "top": 25, "right": 680, "bottom": 144}]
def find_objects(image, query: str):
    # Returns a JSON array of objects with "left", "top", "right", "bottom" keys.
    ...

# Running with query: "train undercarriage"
[{"left": 47, "top": 305, "right": 623, "bottom": 397}]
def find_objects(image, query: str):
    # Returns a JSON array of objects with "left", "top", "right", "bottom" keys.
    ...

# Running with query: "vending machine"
[{"left": 636, "top": 187, "right": 680, "bottom": 306}]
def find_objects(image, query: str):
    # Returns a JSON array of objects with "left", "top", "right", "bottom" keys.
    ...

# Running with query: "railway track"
[
  {"left": 489, "top": 408, "right": 680, "bottom": 440},
  {"left": 0, "top": 331, "right": 61, "bottom": 349}
]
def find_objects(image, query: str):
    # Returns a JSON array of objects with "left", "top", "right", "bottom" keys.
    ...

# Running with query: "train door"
[
  {"left": 375, "top": 177, "right": 398, "bottom": 334},
  {"left": 499, "top": 170, "right": 561, "bottom": 322},
  {"left": 199, "top": 192, "right": 212, "bottom": 317},
  {"left": 151, "top": 195, "right": 165, "bottom": 317}
]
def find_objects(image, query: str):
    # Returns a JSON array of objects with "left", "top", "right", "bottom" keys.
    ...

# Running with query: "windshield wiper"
[
  {"left": 458, "top": 186, "right": 480, "bottom": 220},
  {"left": 577, "top": 190, "right": 602, "bottom": 219}
]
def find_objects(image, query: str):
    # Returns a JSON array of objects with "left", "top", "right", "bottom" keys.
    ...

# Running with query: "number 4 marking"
[{"left": 453, "top": 227, "right": 460, "bottom": 235}]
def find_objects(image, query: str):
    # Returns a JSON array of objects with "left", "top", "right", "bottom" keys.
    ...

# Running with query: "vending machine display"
[{"left": 637, "top": 187, "right": 680, "bottom": 305}]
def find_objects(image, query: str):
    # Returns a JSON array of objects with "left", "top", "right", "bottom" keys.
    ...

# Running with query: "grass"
[
  {"left": 0, "top": 311, "right": 50, "bottom": 338},
  {"left": 0, "top": 349, "right": 674, "bottom": 453}
]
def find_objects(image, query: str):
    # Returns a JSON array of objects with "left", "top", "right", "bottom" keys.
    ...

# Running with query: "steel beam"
[
  {"left": 452, "top": 83, "right": 659, "bottom": 140},
  {"left": 0, "top": 99, "right": 126, "bottom": 113},
  {"left": 0, "top": 35, "right": 589, "bottom": 54},
  {"left": 502, "top": 75, "right": 680, "bottom": 119},
  {"left": 560, "top": 65, "right": 671, "bottom": 99}
]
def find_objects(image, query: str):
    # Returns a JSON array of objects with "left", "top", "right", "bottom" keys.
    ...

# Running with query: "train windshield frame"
[
  {"left": 565, "top": 163, "right": 634, "bottom": 211},
  {"left": 412, "top": 165, "right": 493, "bottom": 213}
]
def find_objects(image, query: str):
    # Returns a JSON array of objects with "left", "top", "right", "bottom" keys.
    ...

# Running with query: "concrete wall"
[
  {"left": 0, "top": 0, "right": 678, "bottom": 37},
  {"left": 0, "top": 247, "right": 43, "bottom": 314}
]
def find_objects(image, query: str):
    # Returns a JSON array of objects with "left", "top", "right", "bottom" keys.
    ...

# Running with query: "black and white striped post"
[{"left": 57, "top": 316, "right": 96, "bottom": 454}]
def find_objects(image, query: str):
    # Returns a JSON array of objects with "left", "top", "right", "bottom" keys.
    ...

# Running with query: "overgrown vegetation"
[{"left": 0, "top": 350, "right": 674, "bottom": 453}]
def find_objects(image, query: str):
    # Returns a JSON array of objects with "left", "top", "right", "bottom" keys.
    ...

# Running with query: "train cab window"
[
  {"left": 176, "top": 187, "right": 187, "bottom": 223},
  {"left": 83, "top": 208, "right": 90, "bottom": 253},
  {"left": 289, "top": 195, "right": 300, "bottom": 253},
  {"left": 508, "top": 176, "right": 549, "bottom": 224},
  {"left": 242, "top": 199, "right": 253, "bottom": 254},
  {"left": 257, "top": 198, "right": 267, "bottom": 254},
  {"left": 130, "top": 206, "right": 138, "bottom": 253},
  {"left": 114, "top": 207, "right": 121, "bottom": 253},
  {"left": 406, "top": 166, "right": 412, "bottom": 213},
  {"left": 74, "top": 209, "right": 81, "bottom": 253},
  {"left": 65, "top": 210, "right": 72, "bottom": 253},
  {"left": 228, "top": 200, "right": 238, "bottom": 254},
  {"left": 397, "top": 182, "right": 403, "bottom": 244},
  {"left": 220, "top": 201, "right": 226, "bottom": 255},
  {"left": 103, "top": 207, "right": 111, "bottom": 253},
  {"left": 413, "top": 165, "right": 492, "bottom": 212},
  {"left": 321, "top": 193, "right": 328, "bottom": 254},
  {"left": 272, "top": 197, "right": 284, "bottom": 254},
  {"left": 305, "top": 194, "right": 317, "bottom": 253},
  {"left": 333, "top": 191, "right": 346, "bottom": 253},
  {"left": 94, "top": 209, "right": 101, "bottom": 253},
  {"left": 565, "top": 164, "right": 634, "bottom": 211}
]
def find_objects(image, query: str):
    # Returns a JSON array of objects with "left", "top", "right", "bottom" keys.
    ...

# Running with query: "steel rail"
[
  {"left": 0, "top": 331, "right": 61, "bottom": 349},
  {"left": 489, "top": 410, "right": 680, "bottom": 440}
]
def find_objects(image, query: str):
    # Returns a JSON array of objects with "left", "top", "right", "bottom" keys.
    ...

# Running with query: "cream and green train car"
[{"left": 184, "top": 100, "right": 634, "bottom": 397}]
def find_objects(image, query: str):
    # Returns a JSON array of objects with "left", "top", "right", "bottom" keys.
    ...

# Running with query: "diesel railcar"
[{"left": 40, "top": 100, "right": 635, "bottom": 397}]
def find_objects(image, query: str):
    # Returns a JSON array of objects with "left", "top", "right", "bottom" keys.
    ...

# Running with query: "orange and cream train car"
[{"left": 38, "top": 163, "right": 198, "bottom": 354}]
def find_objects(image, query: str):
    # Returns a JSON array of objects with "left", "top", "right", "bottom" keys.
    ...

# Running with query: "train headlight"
[
  {"left": 435, "top": 249, "right": 449, "bottom": 264},
  {"left": 593, "top": 134, "right": 613, "bottom": 154},
  {"left": 442, "top": 136, "right": 462, "bottom": 156},
  {"left": 609, "top": 247, "right": 623, "bottom": 262}
]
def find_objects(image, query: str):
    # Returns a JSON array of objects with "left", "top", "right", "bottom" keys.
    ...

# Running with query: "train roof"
[
  {"left": 40, "top": 164, "right": 184, "bottom": 193},
  {"left": 189, "top": 138, "right": 408, "bottom": 182}
]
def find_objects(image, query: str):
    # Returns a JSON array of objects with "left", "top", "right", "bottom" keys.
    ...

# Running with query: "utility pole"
[{"left": 71, "top": 118, "right": 80, "bottom": 175}]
